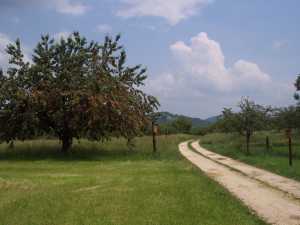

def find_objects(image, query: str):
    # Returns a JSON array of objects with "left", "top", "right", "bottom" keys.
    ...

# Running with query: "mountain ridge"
[{"left": 156, "top": 112, "right": 219, "bottom": 127}]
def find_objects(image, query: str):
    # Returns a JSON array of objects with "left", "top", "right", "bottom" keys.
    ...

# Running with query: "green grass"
[
  {"left": 0, "top": 135, "right": 266, "bottom": 225},
  {"left": 201, "top": 131, "right": 300, "bottom": 181}
]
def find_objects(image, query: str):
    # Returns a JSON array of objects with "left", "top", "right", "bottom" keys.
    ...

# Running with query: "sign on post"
[{"left": 152, "top": 122, "right": 159, "bottom": 153}]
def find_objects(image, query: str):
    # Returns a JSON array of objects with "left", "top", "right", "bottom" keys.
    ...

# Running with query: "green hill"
[{"left": 156, "top": 112, "right": 219, "bottom": 128}]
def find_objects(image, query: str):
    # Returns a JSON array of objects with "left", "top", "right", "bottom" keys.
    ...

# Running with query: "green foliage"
[
  {"left": 235, "top": 98, "right": 270, "bottom": 136},
  {"left": 0, "top": 32, "right": 159, "bottom": 152},
  {"left": 159, "top": 123, "right": 178, "bottom": 135},
  {"left": 171, "top": 116, "right": 192, "bottom": 133},
  {"left": 217, "top": 98, "right": 269, "bottom": 135},
  {"left": 217, "top": 108, "right": 238, "bottom": 133},
  {"left": 156, "top": 111, "right": 211, "bottom": 127},
  {"left": 215, "top": 98, "right": 270, "bottom": 154},
  {"left": 273, "top": 106, "right": 300, "bottom": 130},
  {"left": 294, "top": 74, "right": 300, "bottom": 102},
  {"left": 159, "top": 116, "right": 192, "bottom": 134}
]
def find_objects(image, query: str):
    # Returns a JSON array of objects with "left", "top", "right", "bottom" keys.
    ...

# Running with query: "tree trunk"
[
  {"left": 266, "top": 136, "right": 270, "bottom": 152},
  {"left": 61, "top": 136, "right": 72, "bottom": 153},
  {"left": 152, "top": 121, "right": 157, "bottom": 153},
  {"left": 8, "top": 141, "right": 14, "bottom": 149},
  {"left": 288, "top": 136, "right": 292, "bottom": 166},
  {"left": 246, "top": 132, "right": 250, "bottom": 155}
]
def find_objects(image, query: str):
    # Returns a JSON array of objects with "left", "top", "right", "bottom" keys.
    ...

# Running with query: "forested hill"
[{"left": 156, "top": 112, "right": 219, "bottom": 127}]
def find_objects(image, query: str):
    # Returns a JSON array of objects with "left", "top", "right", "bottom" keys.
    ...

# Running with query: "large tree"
[{"left": 0, "top": 32, "right": 159, "bottom": 152}]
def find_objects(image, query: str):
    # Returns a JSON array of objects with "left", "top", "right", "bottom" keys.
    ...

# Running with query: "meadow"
[
  {"left": 201, "top": 131, "right": 300, "bottom": 181},
  {"left": 0, "top": 135, "right": 266, "bottom": 225}
]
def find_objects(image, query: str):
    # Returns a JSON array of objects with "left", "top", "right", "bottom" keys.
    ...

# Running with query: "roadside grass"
[
  {"left": 0, "top": 135, "right": 266, "bottom": 225},
  {"left": 201, "top": 131, "right": 300, "bottom": 181}
]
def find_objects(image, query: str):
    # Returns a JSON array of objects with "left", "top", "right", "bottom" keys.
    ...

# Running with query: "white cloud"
[
  {"left": 96, "top": 24, "right": 113, "bottom": 34},
  {"left": 168, "top": 32, "right": 271, "bottom": 92},
  {"left": 116, "top": 0, "right": 213, "bottom": 25},
  {"left": 0, "top": 0, "right": 89, "bottom": 15},
  {"left": 230, "top": 60, "right": 271, "bottom": 91},
  {"left": 144, "top": 32, "right": 293, "bottom": 117},
  {"left": 54, "top": 0, "right": 89, "bottom": 15},
  {"left": 170, "top": 32, "right": 232, "bottom": 91}
]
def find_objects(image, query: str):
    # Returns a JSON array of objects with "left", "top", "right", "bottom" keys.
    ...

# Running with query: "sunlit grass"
[
  {"left": 0, "top": 135, "right": 266, "bottom": 225},
  {"left": 201, "top": 131, "right": 300, "bottom": 181}
]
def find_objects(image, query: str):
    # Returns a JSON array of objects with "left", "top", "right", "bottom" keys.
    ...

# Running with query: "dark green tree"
[
  {"left": 171, "top": 116, "right": 192, "bottom": 134},
  {"left": 0, "top": 32, "right": 159, "bottom": 153},
  {"left": 218, "top": 108, "right": 239, "bottom": 133},
  {"left": 294, "top": 74, "right": 300, "bottom": 102},
  {"left": 273, "top": 106, "right": 299, "bottom": 131},
  {"left": 236, "top": 98, "right": 269, "bottom": 155},
  {"left": 218, "top": 98, "right": 269, "bottom": 155}
]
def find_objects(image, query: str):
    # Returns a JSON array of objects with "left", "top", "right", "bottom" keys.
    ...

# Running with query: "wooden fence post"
[
  {"left": 286, "top": 129, "right": 293, "bottom": 166},
  {"left": 266, "top": 136, "right": 270, "bottom": 152},
  {"left": 289, "top": 136, "right": 293, "bottom": 166},
  {"left": 152, "top": 121, "right": 158, "bottom": 153}
]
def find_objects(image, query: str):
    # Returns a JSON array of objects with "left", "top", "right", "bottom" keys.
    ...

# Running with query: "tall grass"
[{"left": 0, "top": 135, "right": 190, "bottom": 161}]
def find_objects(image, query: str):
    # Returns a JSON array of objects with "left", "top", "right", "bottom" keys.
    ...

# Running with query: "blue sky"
[{"left": 0, "top": 0, "right": 299, "bottom": 118}]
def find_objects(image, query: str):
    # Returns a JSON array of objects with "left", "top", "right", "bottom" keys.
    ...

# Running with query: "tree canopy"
[
  {"left": 218, "top": 97, "right": 269, "bottom": 154},
  {"left": 0, "top": 32, "right": 159, "bottom": 152}
]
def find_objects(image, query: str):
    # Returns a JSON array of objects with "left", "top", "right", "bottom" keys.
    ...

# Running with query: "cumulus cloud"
[
  {"left": 170, "top": 33, "right": 232, "bottom": 91},
  {"left": 144, "top": 32, "right": 293, "bottom": 117},
  {"left": 229, "top": 60, "right": 271, "bottom": 91},
  {"left": 96, "top": 24, "right": 113, "bottom": 34},
  {"left": 168, "top": 32, "right": 271, "bottom": 92},
  {"left": 116, "top": 0, "right": 213, "bottom": 25},
  {"left": 0, "top": 0, "right": 89, "bottom": 15}
]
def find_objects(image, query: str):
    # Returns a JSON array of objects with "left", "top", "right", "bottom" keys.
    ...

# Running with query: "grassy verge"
[
  {"left": 201, "top": 131, "right": 300, "bottom": 181},
  {"left": 0, "top": 135, "right": 266, "bottom": 225}
]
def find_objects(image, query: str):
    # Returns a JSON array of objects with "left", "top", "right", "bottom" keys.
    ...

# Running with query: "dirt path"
[
  {"left": 179, "top": 141, "right": 300, "bottom": 225},
  {"left": 192, "top": 141, "right": 300, "bottom": 200}
]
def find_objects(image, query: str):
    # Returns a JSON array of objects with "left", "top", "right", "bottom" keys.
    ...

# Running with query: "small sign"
[{"left": 153, "top": 125, "right": 159, "bottom": 135}]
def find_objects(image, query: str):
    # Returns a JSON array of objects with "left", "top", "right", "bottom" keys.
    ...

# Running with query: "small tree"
[
  {"left": 274, "top": 106, "right": 299, "bottom": 131},
  {"left": 236, "top": 98, "right": 269, "bottom": 155},
  {"left": 171, "top": 116, "right": 192, "bottom": 134},
  {"left": 218, "top": 98, "right": 268, "bottom": 155},
  {"left": 274, "top": 106, "right": 299, "bottom": 166},
  {"left": 218, "top": 108, "right": 239, "bottom": 133}
]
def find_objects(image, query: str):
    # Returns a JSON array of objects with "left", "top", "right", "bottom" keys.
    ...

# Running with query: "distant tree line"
[
  {"left": 159, "top": 116, "right": 193, "bottom": 135},
  {"left": 0, "top": 32, "right": 159, "bottom": 153},
  {"left": 195, "top": 74, "right": 300, "bottom": 158}
]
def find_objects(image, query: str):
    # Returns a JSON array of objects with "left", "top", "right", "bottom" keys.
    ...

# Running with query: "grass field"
[
  {"left": 201, "top": 131, "right": 300, "bottom": 181},
  {"left": 0, "top": 135, "right": 266, "bottom": 225}
]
